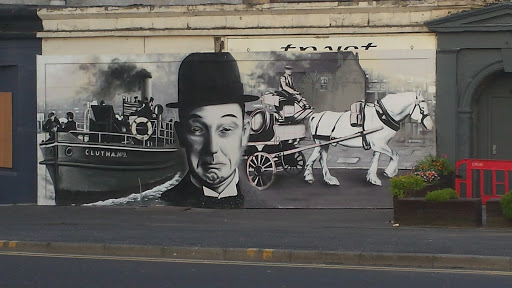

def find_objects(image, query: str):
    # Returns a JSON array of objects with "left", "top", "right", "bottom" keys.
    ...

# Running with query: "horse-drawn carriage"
[
  {"left": 244, "top": 90, "right": 434, "bottom": 190},
  {"left": 244, "top": 91, "right": 312, "bottom": 189}
]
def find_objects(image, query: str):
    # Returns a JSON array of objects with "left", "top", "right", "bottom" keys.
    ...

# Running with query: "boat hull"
[{"left": 40, "top": 133, "right": 186, "bottom": 205}]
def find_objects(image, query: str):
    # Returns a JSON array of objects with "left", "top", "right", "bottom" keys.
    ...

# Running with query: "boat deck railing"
[{"left": 69, "top": 120, "right": 175, "bottom": 148}]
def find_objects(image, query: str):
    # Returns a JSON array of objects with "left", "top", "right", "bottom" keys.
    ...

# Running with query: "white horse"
[{"left": 304, "top": 91, "right": 434, "bottom": 186}]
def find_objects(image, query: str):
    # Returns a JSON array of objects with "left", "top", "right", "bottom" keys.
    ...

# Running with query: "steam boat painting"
[{"left": 39, "top": 77, "right": 186, "bottom": 205}]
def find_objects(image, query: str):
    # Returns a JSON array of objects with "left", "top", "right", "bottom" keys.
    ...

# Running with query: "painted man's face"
[
  {"left": 285, "top": 69, "right": 292, "bottom": 75},
  {"left": 177, "top": 103, "right": 250, "bottom": 188}
]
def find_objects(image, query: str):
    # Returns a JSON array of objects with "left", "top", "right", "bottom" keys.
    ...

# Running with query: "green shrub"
[
  {"left": 425, "top": 188, "right": 459, "bottom": 202},
  {"left": 500, "top": 192, "right": 512, "bottom": 220},
  {"left": 390, "top": 174, "right": 426, "bottom": 198}
]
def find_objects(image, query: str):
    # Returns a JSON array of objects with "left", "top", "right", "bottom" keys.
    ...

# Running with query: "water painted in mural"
[{"left": 37, "top": 47, "right": 436, "bottom": 208}]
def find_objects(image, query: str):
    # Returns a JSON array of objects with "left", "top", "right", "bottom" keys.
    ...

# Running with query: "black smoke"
[{"left": 91, "top": 59, "right": 152, "bottom": 101}]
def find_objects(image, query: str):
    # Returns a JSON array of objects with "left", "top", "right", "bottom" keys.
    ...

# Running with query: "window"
[
  {"left": 0, "top": 92, "right": 12, "bottom": 168},
  {"left": 320, "top": 77, "right": 328, "bottom": 91}
]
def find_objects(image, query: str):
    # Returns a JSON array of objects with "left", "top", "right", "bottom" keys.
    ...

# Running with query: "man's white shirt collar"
[{"left": 191, "top": 169, "right": 239, "bottom": 199}]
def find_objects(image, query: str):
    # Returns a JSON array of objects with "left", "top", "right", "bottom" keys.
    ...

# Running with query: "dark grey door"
[
  {"left": 490, "top": 97, "right": 512, "bottom": 160},
  {"left": 475, "top": 73, "right": 512, "bottom": 197},
  {"left": 477, "top": 73, "right": 512, "bottom": 160}
]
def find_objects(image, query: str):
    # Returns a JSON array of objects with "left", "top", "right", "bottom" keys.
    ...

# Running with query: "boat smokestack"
[{"left": 141, "top": 77, "right": 152, "bottom": 102}]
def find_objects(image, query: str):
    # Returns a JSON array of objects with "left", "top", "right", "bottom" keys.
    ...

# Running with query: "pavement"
[{"left": 1, "top": 204, "right": 512, "bottom": 272}]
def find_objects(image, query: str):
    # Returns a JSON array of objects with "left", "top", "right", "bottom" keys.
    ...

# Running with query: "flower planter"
[
  {"left": 485, "top": 199, "right": 512, "bottom": 228},
  {"left": 394, "top": 197, "right": 482, "bottom": 227}
]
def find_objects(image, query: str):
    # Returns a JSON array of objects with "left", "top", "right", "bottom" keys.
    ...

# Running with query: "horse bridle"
[{"left": 410, "top": 96, "right": 430, "bottom": 128}]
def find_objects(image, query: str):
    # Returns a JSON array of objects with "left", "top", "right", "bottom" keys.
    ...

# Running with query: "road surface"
[{"left": 1, "top": 251, "right": 510, "bottom": 288}]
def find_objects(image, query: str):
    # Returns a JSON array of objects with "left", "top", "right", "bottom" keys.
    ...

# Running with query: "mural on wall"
[
  {"left": 160, "top": 53, "right": 263, "bottom": 208},
  {"left": 37, "top": 56, "right": 187, "bottom": 206},
  {"left": 37, "top": 45, "right": 436, "bottom": 208},
  {"left": 303, "top": 91, "right": 433, "bottom": 188}
]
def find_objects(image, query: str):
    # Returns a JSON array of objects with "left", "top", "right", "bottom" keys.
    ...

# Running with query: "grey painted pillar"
[
  {"left": 457, "top": 109, "right": 473, "bottom": 160},
  {"left": 502, "top": 49, "right": 512, "bottom": 72},
  {"left": 435, "top": 49, "right": 459, "bottom": 165}
]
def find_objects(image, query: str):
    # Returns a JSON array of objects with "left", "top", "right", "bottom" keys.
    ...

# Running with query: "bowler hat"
[{"left": 166, "top": 52, "right": 259, "bottom": 109}]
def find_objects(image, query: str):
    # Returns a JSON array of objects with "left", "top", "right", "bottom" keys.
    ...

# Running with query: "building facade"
[
  {"left": 427, "top": 3, "right": 512, "bottom": 165},
  {"left": 2, "top": 0, "right": 508, "bottom": 205},
  {"left": 0, "top": 5, "right": 41, "bottom": 203}
]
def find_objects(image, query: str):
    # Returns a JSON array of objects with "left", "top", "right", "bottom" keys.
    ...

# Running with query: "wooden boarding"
[{"left": 0, "top": 92, "right": 12, "bottom": 168}]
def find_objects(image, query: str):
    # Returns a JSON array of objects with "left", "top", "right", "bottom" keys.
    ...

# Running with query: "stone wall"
[
  {"left": 38, "top": 1, "right": 491, "bottom": 38},
  {"left": 0, "top": 0, "right": 243, "bottom": 6}
]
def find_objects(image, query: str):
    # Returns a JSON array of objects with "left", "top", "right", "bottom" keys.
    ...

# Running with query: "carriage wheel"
[
  {"left": 246, "top": 152, "right": 276, "bottom": 190},
  {"left": 283, "top": 151, "right": 306, "bottom": 175}
]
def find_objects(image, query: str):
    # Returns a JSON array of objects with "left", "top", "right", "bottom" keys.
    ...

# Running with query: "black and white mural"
[{"left": 37, "top": 45, "right": 436, "bottom": 208}]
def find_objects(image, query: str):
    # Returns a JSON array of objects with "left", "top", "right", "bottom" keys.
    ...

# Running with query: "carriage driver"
[
  {"left": 160, "top": 52, "right": 268, "bottom": 209},
  {"left": 278, "top": 65, "right": 311, "bottom": 110},
  {"left": 279, "top": 66, "right": 301, "bottom": 99}
]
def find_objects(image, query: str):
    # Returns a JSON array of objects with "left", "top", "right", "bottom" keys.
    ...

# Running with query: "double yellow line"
[{"left": 1, "top": 250, "right": 512, "bottom": 276}]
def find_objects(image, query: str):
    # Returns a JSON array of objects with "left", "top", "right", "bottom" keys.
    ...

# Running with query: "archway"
[{"left": 473, "top": 71, "right": 512, "bottom": 160}]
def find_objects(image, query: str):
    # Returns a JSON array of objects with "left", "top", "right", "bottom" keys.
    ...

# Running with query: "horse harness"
[
  {"left": 312, "top": 111, "right": 340, "bottom": 141},
  {"left": 311, "top": 95, "right": 430, "bottom": 149},
  {"left": 375, "top": 99, "right": 400, "bottom": 131},
  {"left": 312, "top": 108, "right": 371, "bottom": 150},
  {"left": 313, "top": 111, "right": 328, "bottom": 137},
  {"left": 410, "top": 98, "right": 431, "bottom": 128},
  {"left": 377, "top": 95, "right": 431, "bottom": 130}
]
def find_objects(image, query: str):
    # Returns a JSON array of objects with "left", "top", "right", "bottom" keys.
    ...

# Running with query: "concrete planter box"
[
  {"left": 394, "top": 197, "right": 482, "bottom": 227},
  {"left": 485, "top": 199, "right": 512, "bottom": 228}
]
